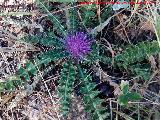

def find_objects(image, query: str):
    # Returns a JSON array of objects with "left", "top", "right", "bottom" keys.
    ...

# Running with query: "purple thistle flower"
[{"left": 64, "top": 32, "right": 92, "bottom": 60}]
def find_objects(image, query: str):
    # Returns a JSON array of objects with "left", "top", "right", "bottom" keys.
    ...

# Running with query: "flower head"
[{"left": 64, "top": 32, "right": 92, "bottom": 60}]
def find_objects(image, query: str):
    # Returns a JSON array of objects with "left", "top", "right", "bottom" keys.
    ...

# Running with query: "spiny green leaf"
[
  {"left": 38, "top": 49, "right": 69, "bottom": 62},
  {"left": 5, "top": 81, "right": 14, "bottom": 90},
  {"left": 57, "top": 62, "right": 76, "bottom": 118},
  {"left": 127, "top": 92, "right": 142, "bottom": 101},
  {"left": 118, "top": 94, "right": 129, "bottom": 106},
  {"left": 122, "top": 84, "right": 129, "bottom": 95},
  {"left": 17, "top": 67, "right": 26, "bottom": 75},
  {"left": 0, "top": 82, "right": 5, "bottom": 92},
  {"left": 78, "top": 66, "right": 108, "bottom": 120}
]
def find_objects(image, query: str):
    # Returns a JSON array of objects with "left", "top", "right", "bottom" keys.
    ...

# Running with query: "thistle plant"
[
  {"left": 0, "top": 22, "right": 108, "bottom": 120},
  {"left": 1, "top": 1, "right": 160, "bottom": 120},
  {"left": 11, "top": 2, "right": 108, "bottom": 119},
  {"left": 57, "top": 31, "right": 108, "bottom": 119}
]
